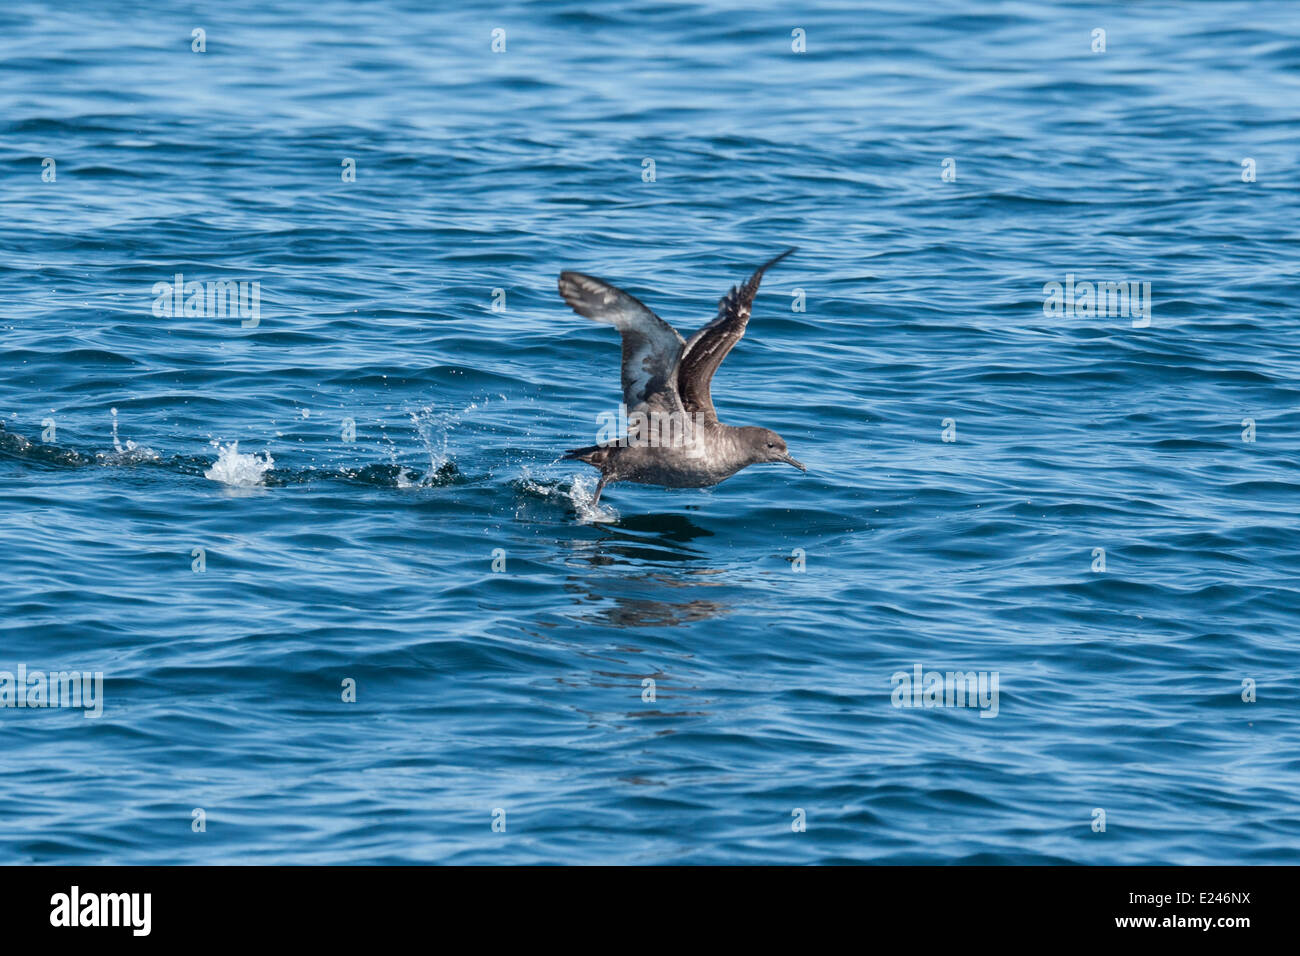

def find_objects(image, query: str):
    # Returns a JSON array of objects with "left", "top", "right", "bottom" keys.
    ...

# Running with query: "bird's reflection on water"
[
  {"left": 558, "top": 511, "right": 732, "bottom": 629},
  {"left": 534, "top": 510, "right": 740, "bottom": 731}
]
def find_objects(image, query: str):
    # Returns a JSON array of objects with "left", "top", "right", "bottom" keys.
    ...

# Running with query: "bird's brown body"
[
  {"left": 566, "top": 421, "right": 788, "bottom": 488},
  {"left": 558, "top": 249, "right": 805, "bottom": 504}
]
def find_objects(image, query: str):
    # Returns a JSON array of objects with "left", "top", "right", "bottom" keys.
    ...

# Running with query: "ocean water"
[{"left": 2, "top": 0, "right": 1298, "bottom": 865}]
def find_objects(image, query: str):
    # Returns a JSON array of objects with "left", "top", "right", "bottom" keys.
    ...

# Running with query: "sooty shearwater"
[{"left": 558, "top": 248, "right": 805, "bottom": 505}]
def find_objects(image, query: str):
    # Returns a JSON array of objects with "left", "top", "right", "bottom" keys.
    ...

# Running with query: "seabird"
[{"left": 558, "top": 248, "right": 805, "bottom": 505}]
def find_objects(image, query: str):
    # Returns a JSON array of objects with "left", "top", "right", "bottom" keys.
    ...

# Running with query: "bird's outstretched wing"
[
  {"left": 558, "top": 271, "right": 686, "bottom": 412},
  {"left": 677, "top": 248, "right": 795, "bottom": 422}
]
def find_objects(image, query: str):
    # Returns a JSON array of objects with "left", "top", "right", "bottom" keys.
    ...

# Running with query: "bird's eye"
[{"left": 766, "top": 442, "right": 774, "bottom": 448}]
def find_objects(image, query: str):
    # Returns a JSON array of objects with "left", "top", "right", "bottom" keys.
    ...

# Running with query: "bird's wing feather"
[
  {"left": 677, "top": 248, "right": 795, "bottom": 422},
  {"left": 558, "top": 271, "right": 685, "bottom": 413}
]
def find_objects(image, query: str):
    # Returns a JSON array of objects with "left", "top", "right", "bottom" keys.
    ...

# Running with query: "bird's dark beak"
[{"left": 779, "top": 452, "right": 806, "bottom": 472}]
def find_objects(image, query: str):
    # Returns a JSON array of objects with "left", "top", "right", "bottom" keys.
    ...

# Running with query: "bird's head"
[{"left": 744, "top": 427, "right": 805, "bottom": 472}]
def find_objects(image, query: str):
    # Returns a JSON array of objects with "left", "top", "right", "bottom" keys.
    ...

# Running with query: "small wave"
[
  {"left": 0, "top": 412, "right": 160, "bottom": 467},
  {"left": 2, "top": 415, "right": 467, "bottom": 490},
  {"left": 96, "top": 446, "right": 161, "bottom": 465},
  {"left": 342, "top": 461, "right": 458, "bottom": 488},
  {"left": 0, "top": 420, "right": 91, "bottom": 467},
  {"left": 204, "top": 441, "right": 274, "bottom": 487}
]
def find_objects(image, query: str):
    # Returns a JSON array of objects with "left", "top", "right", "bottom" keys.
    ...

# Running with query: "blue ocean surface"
[{"left": 1, "top": 0, "right": 1298, "bottom": 864}]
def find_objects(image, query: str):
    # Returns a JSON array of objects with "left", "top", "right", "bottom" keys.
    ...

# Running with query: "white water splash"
[
  {"left": 570, "top": 474, "right": 618, "bottom": 523},
  {"left": 401, "top": 396, "right": 506, "bottom": 487},
  {"left": 99, "top": 407, "right": 160, "bottom": 464},
  {"left": 518, "top": 467, "right": 617, "bottom": 523},
  {"left": 410, "top": 405, "right": 453, "bottom": 475},
  {"left": 204, "top": 441, "right": 274, "bottom": 487},
  {"left": 374, "top": 432, "right": 421, "bottom": 489},
  {"left": 405, "top": 403, "right": 471, "bottom": 487}
]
